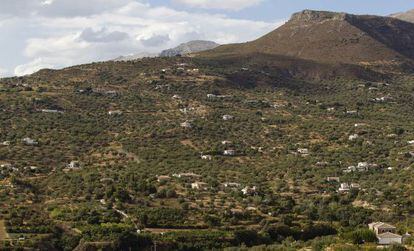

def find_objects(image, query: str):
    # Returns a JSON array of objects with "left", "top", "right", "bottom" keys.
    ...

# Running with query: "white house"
[
  {"left": 349, "top": 134, "right": 359, "bottom": 141},
  {"left": 100, "top": 178, "right": 114, "bottom": 183},
  {"left": 187, "top": 68, "right": 199, "bottom": 73},
  {"left": 22, "top": 137, "right": 38, "bottom": 146},
  {"left": 297, "top": 148, "right": 309, "bottom": 155},
  {"left": 191, "top": 181, "right": 208, "bottom": 190},
  {"left": 0, "top": 163, "right": 12, "bottom": 169},
  {"left": 172, "top": 94, "right": 182, "bottom": 99},
  {"left": 241, "top": 186, "right": 257, "bottom": 195},
  {"left": 201, "top": 155, "right": 212, "bottom": 160},
  {"left": 207, "top": 94, "right": 231, "bottom": 99},
  {"left": 41, "top": 109, "right": 63, "bottom": 114},
  {"left": 222, "top": 115, "right": 234, "bottom": 121},
  {"left": 338, "top": 183, "right": 360, "bottom": 193},
  {"left": 338, "top": 183, "right": 350, "bottom": 192},
  {"left": 223, "top": 150, "right": 236, "bottom": 156},
  {"left": 377, "top": 232, "right": 403, "bottom": 245},
  {"left": 223, "top": 182, "right": 241, "bottom": 188},
  {"left": 66, "top": 161, "right": 81, "bottom": 170},
  {"left": 180, "top": 107, "right": 194, "bottom": 114},
  {"left": 368, "top": 222, "right": 403, "bottom": 245},
  {"left": 316, "top": 161, "right": 329, "bottom": 167},
  {"left": 1, "top": 141, "right": 10, "bottom": 146},
  {"left": 108, "top": 110, "right": 123, "bottom": 115},
  {"left": 222, "top": 141, "right": 232, "bottom": 145},
  {"left": 180, "top": 121, "right": 192, "bottom": 129},
  {"left": 326, "top": 177, "right": 340, "bottom": 182}
]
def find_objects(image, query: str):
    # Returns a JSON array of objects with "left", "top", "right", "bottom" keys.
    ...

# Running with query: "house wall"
[
  {"left": 377, "top": 228, "right": 396, "bottom": 234},
  {"left": 378, "top": 237, "right": 402, "bottom": 245}
]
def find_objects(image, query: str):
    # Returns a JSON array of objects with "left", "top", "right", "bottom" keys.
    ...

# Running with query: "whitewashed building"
[
  {"left": 180, "top": 121, "right": 192, "bottom": 129},
  {"left": 223, "top": 150, "right": 236, "bottom": 156},
  {"left": 191, "top": 181, "right": 208, "bottom": 190},
  {"left": 22, "top": 137, "right": 38, "bottom": 146},
  {"left": 222, "top": 115, "right": 234, "bottom": 121},
  {"left": 368, "top": 222, "right": 403, "bottom": 245}
]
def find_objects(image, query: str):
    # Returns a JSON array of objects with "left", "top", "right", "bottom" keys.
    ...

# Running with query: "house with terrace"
[{"left": 368, "top": 222, "right": 409, "bottom": 245}]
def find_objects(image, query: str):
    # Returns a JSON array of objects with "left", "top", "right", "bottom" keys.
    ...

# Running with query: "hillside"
[
  {"left": 391, "top": 9, "right": 414, "bottom": 23},
  {"left": 1, "top": 8, "right": 414, "bottom": 251},
  {"left": 201, "top": 10, "right": 414, "bottom": 67},
  {"left": 0, "top": 54, "right": 414, "bottom": 250}
]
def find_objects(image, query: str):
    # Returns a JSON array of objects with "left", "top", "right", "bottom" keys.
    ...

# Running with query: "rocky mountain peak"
[{"left": 290, "top": 9, "right": 348, "bottom": 23}]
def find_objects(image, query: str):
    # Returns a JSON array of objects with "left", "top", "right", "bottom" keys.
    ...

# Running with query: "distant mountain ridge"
[
  {"left": 113, "top": 40, "right": 219, "bottom": 61},
  {"left": 113, "top": 52, "right": 159, "bottom": 61},
  {"left": 160, "top": 40, "right": 220, "bottom": 57},
  {"left": 390, "top": 9, "right": 414, "bottom": 23},
  {"left": 200, "top": 10, "right": 414, "bottom": 66}
]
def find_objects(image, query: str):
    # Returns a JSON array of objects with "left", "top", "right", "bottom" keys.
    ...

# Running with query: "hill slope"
[
  {"left": 391, "top": 9, "right": 414, "bottom": 23},
  {"left": 201, "top": 10, "right": 414, "bottom": 65},
  {"left": 1, "top": 54, "right": 414, "bottom": 250}
]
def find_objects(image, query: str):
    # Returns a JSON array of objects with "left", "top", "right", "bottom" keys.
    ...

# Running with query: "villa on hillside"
[
  {"left": 222, "top": 115, "right": 234, "bottom": 121},
  {"left": 180, "top": 121, "right": 192, "bottom": 129},
  {"left": 326, "top": 177, "right": 340, "bottom": 182},
  {"left": 108, "top": 110, "right": 123, "bottom": 115},
  {"left": 201, "top": 154, "right": 212, "bottom": 160},
  {"left": 223, "top": 150, "right": 236, "bottom": 156},
  {"left": 223, "top": 182, "right": 241, "bottom": 188},
  {"left": 41, "top": 109, "right": 64, "bottom": 114},
  {"left": 338, "top": 183, "right": 360, "bottom": 193},
  {"left": 22, "top": 137, "right": 38, "bottom": 146},
  {"left": 66, "top": 161, "right": 81, "bottom": 170},
  {"left": 241, "top": 186, "right": 257, "bottom": 196},
  {"left": 191, "top": 181, "right": 208, "bottom": 190},
  {"left": 368, "top": 222, "right": 410, "bottom": 245},
  {"left": 297, "top": 148, "right": 309, "bottom": 155}
]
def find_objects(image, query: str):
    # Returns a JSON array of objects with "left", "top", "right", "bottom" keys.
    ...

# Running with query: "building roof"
[
  {"left": 370, "top": 222, "right": 396, "bottom": 229},
  {"left": 377, "top": 232, "right": 402, "bottom": 239}
]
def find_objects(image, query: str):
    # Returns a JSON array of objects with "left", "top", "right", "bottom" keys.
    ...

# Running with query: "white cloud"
[
  {"left": 174, "top": 0, "right": 263, "bottom": 10},
  {"left": 2, "top": 0, "right": 281, "bottom": 76},
  {"left": 79, "top": 28, "right": 129, "bottom": 43},
  {"left": 14, "top": 58, "right": 54, "bottom": 76}
]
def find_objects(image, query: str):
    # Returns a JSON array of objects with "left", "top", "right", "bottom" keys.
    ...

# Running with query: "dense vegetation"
[{"left": 0, "top": 56, "right": 413, "bottom": 250}]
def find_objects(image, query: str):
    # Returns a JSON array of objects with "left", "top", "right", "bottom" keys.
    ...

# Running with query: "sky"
[{"left": 0, "top": 0, "right": 413, "bottom": 77}]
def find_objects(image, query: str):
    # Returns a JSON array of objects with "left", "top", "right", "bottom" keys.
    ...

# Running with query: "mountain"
[
  {"left": 113, "top": 52, "right": 159, "bottom": 61},
  {"left": 112, "top": 40, "right": 219, "bottom": 61},
  {"left": 160, "top": 40, "right": 219, "bottom": 57},
  {"left": 201, "top": 10, "right": 414, "bottom": 66},
  {"left": 390, "top": 9, "right": 414, "bottom": 23}
]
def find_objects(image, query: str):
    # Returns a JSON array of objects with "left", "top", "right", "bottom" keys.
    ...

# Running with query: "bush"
[{"left": 343, "top": 228, "right": 377, "bottom": 244}]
